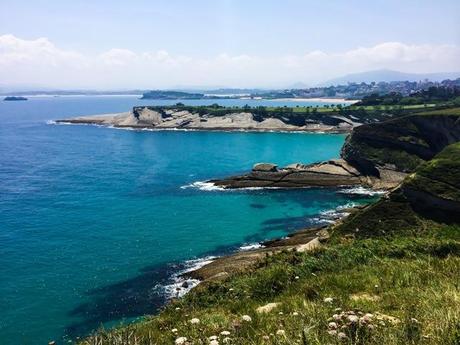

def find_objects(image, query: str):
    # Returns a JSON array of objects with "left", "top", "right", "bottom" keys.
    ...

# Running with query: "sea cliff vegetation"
[{"left": 79, "top": 109, "right": 460, "bottom": 345}]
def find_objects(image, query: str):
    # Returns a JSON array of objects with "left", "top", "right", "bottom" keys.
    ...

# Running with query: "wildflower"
[
  {"left": 229, "top": 288, "right": 234, "bottom": 292},
  {"left": 175, "top": 307, "right": 181, "bottom": 310},
  {"left": 278, "top": 311, "right": 283, "bottom": 315},
  {"left": 222, "top": 337, "right": 231, "bottom": 344},
  {"left": 295, "top": 276, "right": 300, "bottom": 280},
  {"left": 209, "top": 335, "right": 218, "bottom": 341},
  {"left": 175, "top": 337, "right": 187, "bottom": 345},
  {"left": 210, "top": 340, "right": 219, "bottom": 345},
  {"left": 242, "top": 315, "right": 252, "bottom": 322},
  {"left": 338, "top": 332, "right": 347, "bottom": 339},
  {"left": 332, "top": 314, "right": 341, "bottom": 321},
  {"left": 189, "top": 318, "right": 200, "bottom": 324},
  {"left": 327, "top": 330, "right": 337, "bottom": 336},
  {"left": 292, "top": 312, "right": 299, "bottom": 316},
  {"left": 262, "top": 335, "right": 270, "bottom": 340},
  {"left": 276, "top": 330, "right": 286, "bottom": 336},
  {"left": 328, "top": 322, "right": 338, "bottom": 329},
  {"left": 347, "top": 315, "right": 359, "bottom": 323},
  {"left": 323, "top": 297, "right": 334, "bottom": 303},
  {"left": 171, "top": 328, "right": 178, "bottom": 333},
  {"left": 220, "top": 331, "right": 231, "bottom": 336}
]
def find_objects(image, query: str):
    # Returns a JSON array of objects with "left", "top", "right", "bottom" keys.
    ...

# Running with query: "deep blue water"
[{"left": 0, "top": 96, "right": 375, "bottom": 344}]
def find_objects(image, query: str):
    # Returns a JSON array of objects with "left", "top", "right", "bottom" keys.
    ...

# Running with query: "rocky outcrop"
[
  {"left": 187, "top": 227, "right": 328, "bottom": 282},
  {"left": 252, "top": 163, "right": 278, "bottom": 172},
  {"left": 211, "top": 159, "right": 365, "bottom": 189},
  {"left": 57, "top": 107, "right": 360, "bottom": 132}
]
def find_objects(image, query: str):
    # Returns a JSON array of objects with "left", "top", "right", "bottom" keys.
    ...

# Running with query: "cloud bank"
[{"left": 1, "top": 34, "right": 459, "bottom": 89}]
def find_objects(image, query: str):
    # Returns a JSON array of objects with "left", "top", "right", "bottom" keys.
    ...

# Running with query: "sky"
[{"left": 0, "top": 0, "right": 459, "bottom": 89}]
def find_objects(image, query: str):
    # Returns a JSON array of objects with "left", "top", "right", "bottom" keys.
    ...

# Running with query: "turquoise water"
[{"left": 0, "top": 96, "right": 375, "bottom": 344}]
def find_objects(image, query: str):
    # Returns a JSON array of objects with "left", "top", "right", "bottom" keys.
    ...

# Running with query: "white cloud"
[{"left": 0, "top": 34, "right": 459, "bottom": 89}]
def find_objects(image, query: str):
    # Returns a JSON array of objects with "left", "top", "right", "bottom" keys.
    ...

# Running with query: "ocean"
[{"left": 0, "top": 96, "right": 378, "bottom": 344}]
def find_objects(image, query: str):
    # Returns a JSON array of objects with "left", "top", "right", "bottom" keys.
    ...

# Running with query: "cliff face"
[
  {"left": 337, "top": 142, "right": 460, "bottom": 237},
  {"left": 341, "top": 113, "right": 460, "bottom": 176}
]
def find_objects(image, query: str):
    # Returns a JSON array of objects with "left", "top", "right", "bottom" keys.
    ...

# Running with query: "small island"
[{"left": 3, "top": 96, "right": 28, "bottom": 101}]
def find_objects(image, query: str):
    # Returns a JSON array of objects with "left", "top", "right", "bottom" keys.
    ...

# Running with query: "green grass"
[
  {"left": 416, "top": 107, "right": 460, "bottom": 116},
  {"left": 80, "top": 225, "right": 460, "bottom": 345},
  {"left": 405, "top": 142, "right": 460, "bottom": 201}
]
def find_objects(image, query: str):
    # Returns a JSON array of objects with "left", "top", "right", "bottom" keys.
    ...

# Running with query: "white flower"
[
  {"left": 189, "top": 318, "right": 200, "bottom": 324},
  {"left": 210, "top": 340, "right": 219, "bottom": 345},
  {"left": 278, "top": 311, "right": 283, "bottom": 315},
  {"left": 323, "top": 297, "right": 334, "bottom": 303},
  {"left": 348, "top": 315, "right": 359, "bottom": 323},
  {"left": 328, "top": 322, "right": 338, "bottom": 329},
  {"left": 220, "top": 331, "right": 231, "bottom": 336},
  {"left": 242, "top": 315, "right": 252, "bottom": 322},
  {"left": 175, "top": 307, "right": 181, "bottom": 310},
  {"left": 292, "top": 312, "right": 299, "bottom": 316},
  {"left": 171, "top": 328, "right": 178, "bottom": 333},
  {"left": 209, "top": 335, "right": 218, "bottom": 340},
  {"left": 222, "top": 338, "right": 231, "bottom": 344},
  {"left": 327, "top": 330, "right": 337, "bottom": 336},
  {"left": 332, "top": 314, "right": 341, "bottom": 321},
  {"left": 338, "top": 332, "right": 347, "bottom": 339},
  {"left": 295, "top": 276, "right": 299, "bottom": 280},
  {"left": 276, "top": 330, "right": 285, "bottom": 336},
  {"left": 175, "top": 337, "right": 187, "bottom": 345}
]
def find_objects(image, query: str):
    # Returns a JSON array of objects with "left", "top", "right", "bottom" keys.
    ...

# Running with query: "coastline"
[
  {"left": 163, "top": 185, "right": 383, "bottom": 298},
  {"left": 53, "top": 120, "right": 352, "bottom": 134}
]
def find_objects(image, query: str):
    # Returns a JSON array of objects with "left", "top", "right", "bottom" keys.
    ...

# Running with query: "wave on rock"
[{"left": 338, "top": 186, "right": 386, "bottom": 196}]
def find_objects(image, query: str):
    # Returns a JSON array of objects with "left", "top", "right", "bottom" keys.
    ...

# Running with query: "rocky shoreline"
[
  {"left": 210, "top": 160, "right": 406, "bottom": 191},
  {"left": 55, "top": 107, "right": 360, "bottom": 133}
]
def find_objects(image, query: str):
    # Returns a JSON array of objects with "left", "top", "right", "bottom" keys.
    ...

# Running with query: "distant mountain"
[{"left": 321, "top": 69, "right": 460, "bottom": 86}]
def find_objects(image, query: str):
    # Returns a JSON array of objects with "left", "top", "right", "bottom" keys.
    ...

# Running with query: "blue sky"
[{"left": 0, "top": 0, "right": 459, "bottom": 88}]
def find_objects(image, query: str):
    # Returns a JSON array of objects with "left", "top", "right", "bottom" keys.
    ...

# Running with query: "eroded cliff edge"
[{"left": 212, "top": 110, "right": 460, "bottom": 190}]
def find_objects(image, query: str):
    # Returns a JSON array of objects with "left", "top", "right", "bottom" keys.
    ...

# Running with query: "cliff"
[
  {"left": 341, "top": 110, "right": 460, "bottom": 176},
  {"left": 335, "top": 141, "right": 460, "bottom": 237}
]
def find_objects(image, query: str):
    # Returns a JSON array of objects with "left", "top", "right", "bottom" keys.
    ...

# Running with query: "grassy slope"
[
  {"left": 405, "top": 142, "right": 460, "bottom": 201},
  {"left": 81, "top": 228, "right": 460, "bottom": 345},
  {"left": 82, "top": 145, "right": 460, "bottom": 345},
  {"left": 338, "top": 142, "right": 460, "bottom": 238}
]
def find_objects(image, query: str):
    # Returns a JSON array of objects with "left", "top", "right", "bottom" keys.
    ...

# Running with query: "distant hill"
[{"left": 321, "top": 69, "right": 460, "bottom": 86}]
